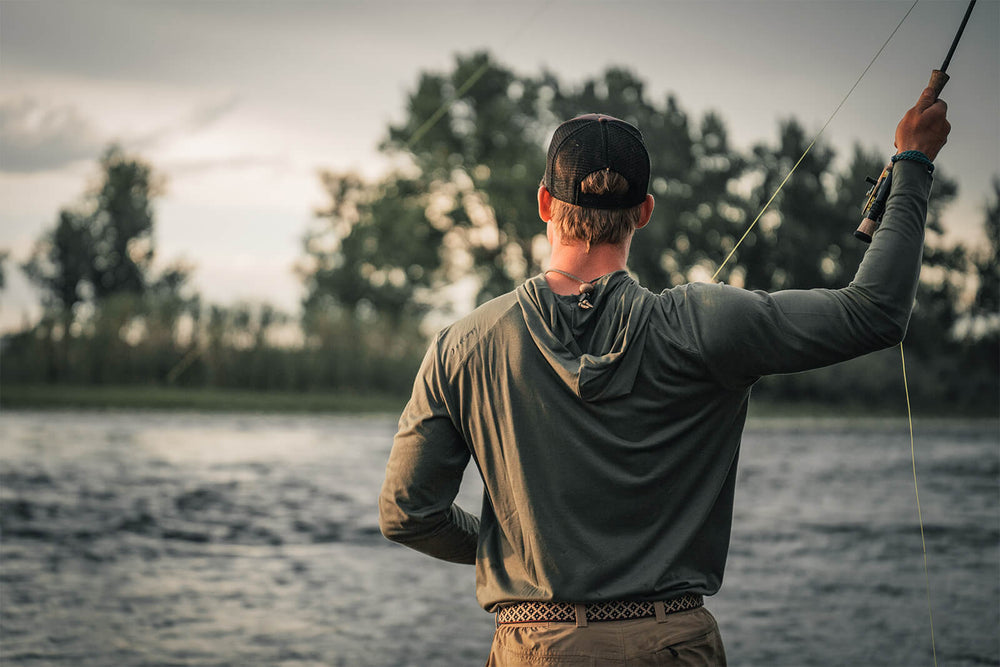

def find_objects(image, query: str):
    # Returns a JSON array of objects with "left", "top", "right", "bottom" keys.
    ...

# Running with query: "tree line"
[{"left": 2, "top": 52, "right": 996, "bottom": 412}]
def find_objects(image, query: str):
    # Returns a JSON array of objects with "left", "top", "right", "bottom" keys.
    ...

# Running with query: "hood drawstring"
[{"left": 544, "top": 269, "right": 596, "bottom": 310}]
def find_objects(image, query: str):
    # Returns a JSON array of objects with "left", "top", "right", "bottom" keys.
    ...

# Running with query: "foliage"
[
  {"left": 300, "top": 173, "right": 448, "bottom": 328},
  {"left": 3, "top": 54, "right": 996, "bottom": 413},
  {"left": 15, "top": 146, "right": 195, "bottom": 382},
  {"left": 296, "top": 51, "right": 993, "bottom": 412},
  {"left": 951, "top": 179, "right": 1000, "bottom": 408},
  {"left": 362, "top": 54, "right": 756, "bottom": 301},
  {"left": 970, "top": 177, "right": 1000, "bottom": 319},
  {"left": 1, "top": 384, "right": 405, "bottom": 413},
  {"left": 23, "top": 146, "right": 176, "bottom": 311},
  {"left": 382, "top": 52, "right": 549, "bottom": 303}
]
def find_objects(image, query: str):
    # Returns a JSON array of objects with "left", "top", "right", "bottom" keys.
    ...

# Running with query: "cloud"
[
  {"left": 133, "top": 94, "right": 241, "bottom": 150},
  {"left": 180, "top": 95, "right": 240, "bottom": 134},
  {"left": 0, "top": 98, "right": 105, "bottom": 173},
  {"left": 162, "top": 154, "right": 290, "bottom": 177},
  {"left": 0, "top": 95, "right": 241, "bottom": 174}
]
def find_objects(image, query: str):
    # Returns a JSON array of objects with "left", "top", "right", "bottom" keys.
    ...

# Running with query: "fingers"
[
  {"left": 915, "top": 86, "right": 939, "bottom": 111},
  {"left": 894, "top": 89, "right": 951, "bottom": 161},
  {"left": 922, "top": 98, "right": 949, "bottom": 125}
]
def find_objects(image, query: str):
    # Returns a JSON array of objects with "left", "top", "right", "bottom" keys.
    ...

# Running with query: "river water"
[{"left": 0, "top": 410, "right": 996, "bottom": 666}]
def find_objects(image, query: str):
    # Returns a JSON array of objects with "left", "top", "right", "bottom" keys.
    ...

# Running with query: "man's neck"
[{"left": 545, "top": 240, "right": 629, "bottom": 295}]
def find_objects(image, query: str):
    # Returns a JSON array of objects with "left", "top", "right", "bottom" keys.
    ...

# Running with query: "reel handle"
[
  {"left": 855, "top": 165, "right": 893, "bottom": 244},
  {"left": 854, "top": 218, "right": 878, "bottom": 244}
]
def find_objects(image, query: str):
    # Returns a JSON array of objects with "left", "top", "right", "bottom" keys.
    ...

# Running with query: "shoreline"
[
  {"left": 0, "top": 384, "right": 407, "bottom": 414},
  {"left": 1, "top": 384, "right": 996, "bottom": 420}
]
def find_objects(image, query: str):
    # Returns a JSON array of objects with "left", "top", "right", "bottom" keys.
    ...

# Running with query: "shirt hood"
[{"left": 516, "top": 270, "right": 656, "bottom": 402}]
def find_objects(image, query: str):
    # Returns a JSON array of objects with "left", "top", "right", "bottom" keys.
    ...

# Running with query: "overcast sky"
[{"left": 1, "top": 0, "right": 997, "bottom": 333}]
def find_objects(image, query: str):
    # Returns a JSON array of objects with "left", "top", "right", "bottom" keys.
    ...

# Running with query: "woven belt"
[{"left": 495, "top": 593, "right": 703, "bottom": 625}]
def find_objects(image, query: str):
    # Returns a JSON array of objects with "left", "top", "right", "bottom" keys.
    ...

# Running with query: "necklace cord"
[{"left": 544, "top": 269, "right": 596, "bottom": 309}]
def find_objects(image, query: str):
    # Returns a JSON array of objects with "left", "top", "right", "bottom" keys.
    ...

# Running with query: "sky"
[{"left": 1, "top": 0, "right": 997, "bottom": 333}]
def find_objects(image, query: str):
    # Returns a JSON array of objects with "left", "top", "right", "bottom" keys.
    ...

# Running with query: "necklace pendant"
[
  {"left": 544, "top": 269, "right": 598, "bottom": 309},
  {"left": 577, "top": 281, "right": 594, "bottom": 309}
]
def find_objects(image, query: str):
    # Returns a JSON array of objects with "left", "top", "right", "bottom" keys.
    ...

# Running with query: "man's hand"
[{"left": 894, "top": 86, "right": 951, "bottom": 161}]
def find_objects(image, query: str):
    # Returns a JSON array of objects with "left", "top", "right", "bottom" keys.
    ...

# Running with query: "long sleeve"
[
  {"left": 378, "top": 335, "right": 479, "bottom": 564},
  {"left": 684, "top": 159, "right": 933, "bottom": 388}
]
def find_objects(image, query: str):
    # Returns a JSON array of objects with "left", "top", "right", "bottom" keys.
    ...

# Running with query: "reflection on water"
[{"left": 1, "top": 411, "right": 997, "bottom": 666}]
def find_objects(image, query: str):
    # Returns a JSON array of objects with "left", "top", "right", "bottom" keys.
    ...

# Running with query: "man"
[{"left": 379, "top": 87, "right": 950, "bottom": 665}]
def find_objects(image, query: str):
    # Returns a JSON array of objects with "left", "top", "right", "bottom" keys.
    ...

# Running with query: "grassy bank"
[
  {"left": 2, "top": 384, "right": 995, "bottom": 419},
  {"left": 0, "top": 384, "right": 408, "bottom": 414}
]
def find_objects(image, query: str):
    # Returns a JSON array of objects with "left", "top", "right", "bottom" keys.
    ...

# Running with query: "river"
[{"left": 1, "top": 410, "right": 996, "bottom": 666}]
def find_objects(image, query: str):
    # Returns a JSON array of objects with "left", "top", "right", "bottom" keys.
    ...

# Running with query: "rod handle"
[{"left": 929, "top": 69, "right": 950, "bottom": 99}]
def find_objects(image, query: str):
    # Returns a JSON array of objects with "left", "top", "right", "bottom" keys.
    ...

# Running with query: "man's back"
[
  {"left": 381, "top": 163, "right": 929, "bottom": 607},
  {"left": 421, "top": 270, "right": 742, "bottom": 610},
  {"left": 379, "top": 98, "right": 949, "bottom": 663}
]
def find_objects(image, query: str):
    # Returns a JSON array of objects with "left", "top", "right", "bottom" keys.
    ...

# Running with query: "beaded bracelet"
[{"left": 891, "top": 150, "right": 935, "bottom": 173}]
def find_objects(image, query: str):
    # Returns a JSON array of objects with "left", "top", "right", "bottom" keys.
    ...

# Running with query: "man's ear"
[
  {"left": 538, "top": 185, "right": 553, "bottom": 223},
  {"left": 635, "top": 194, "right": 655, "bottom": 229}
]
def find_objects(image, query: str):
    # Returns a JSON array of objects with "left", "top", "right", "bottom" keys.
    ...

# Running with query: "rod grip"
[{"left": 928, "top": 69, "right": 950, "bottom": 99}]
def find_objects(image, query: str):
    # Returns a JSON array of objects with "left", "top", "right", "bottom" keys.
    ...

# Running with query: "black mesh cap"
[{"left": 543, "top": 113, "right": 650, "bottom": 209}]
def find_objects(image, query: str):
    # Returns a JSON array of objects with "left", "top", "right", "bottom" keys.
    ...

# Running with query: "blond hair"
[{"left": 549, "top": 169, "right": 643, "bottom": 247}]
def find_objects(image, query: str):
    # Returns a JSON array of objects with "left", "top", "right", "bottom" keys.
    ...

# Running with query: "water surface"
[{"left": 1, "top": 411, "right": 996, "bottom": 666}]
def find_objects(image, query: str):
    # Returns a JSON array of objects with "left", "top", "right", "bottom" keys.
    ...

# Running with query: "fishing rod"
[
  {"left": 854, "top": 4, "right": 976, "bottom": 666},
  {"left": 855, "top": 0, "right": 977, "bottom": 243}
]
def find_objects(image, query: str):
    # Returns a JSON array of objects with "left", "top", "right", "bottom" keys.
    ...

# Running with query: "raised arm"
[{"left": 686, "top": 87, "right": 951, "bottom": 388}]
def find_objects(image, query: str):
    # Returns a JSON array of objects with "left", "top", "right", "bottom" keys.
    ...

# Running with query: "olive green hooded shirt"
[{"left": 379, "top": 160, "right": 932, "bottom": 612}]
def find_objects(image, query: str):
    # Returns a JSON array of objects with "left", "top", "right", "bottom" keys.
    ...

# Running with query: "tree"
[
  {"left": 971, "top": 177, "right": 999, "bottom": 320},
  {"left": 308, "top": 53, "right": 752, "bottom": 313},
  {"left": 89, "top": 145, "right": 160, "bottom": 298},
  {"left": 17, "top": 145, "right": 194, "bottom": 383},
  {"left": 383, "top": 51, "right": 549, "bottom": 304},
  {"left": 23, "top": 209, "right": 93, "bottom": 313},
  {"left": 23, "top": 145, "right": 172, "bottom": 315},
  {"left": 943, "top": 178, "right": 1000, "bottom": 412},
  {"left": 297, "top": 51, "right": 986, "bottom": 409},
  {"left": 300, "top": 172, "right": 449, "bottom": 328},
  {"left": 305, "top": 51, "right": 966, "bottom": 320}
]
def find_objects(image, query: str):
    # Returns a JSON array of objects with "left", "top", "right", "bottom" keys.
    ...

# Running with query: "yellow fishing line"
[
  {"left": 711, "top": 142, "right": 817, "bottom": 282},
  {"left": 706, "top": 3, "right": 939, "bottom": 662},
  {"left": 405, "top": 1, "right": 552, "bottom": 151},
  {"left": 901, "top": 344, "right": 938, "bottom": 666},
  {"left": 710, "top": 0, "right": 919, "bottom": 283},
  {"left": 401, "top": 2, "right": 939, "bottom": 662},
  {"left": 406, "top": 61, "right": 492, "bottom": 150}
]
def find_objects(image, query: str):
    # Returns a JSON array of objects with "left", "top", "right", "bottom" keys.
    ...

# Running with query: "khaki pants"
[{"left": 487, "top": 607, "right": 726, "bottom": 666}]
